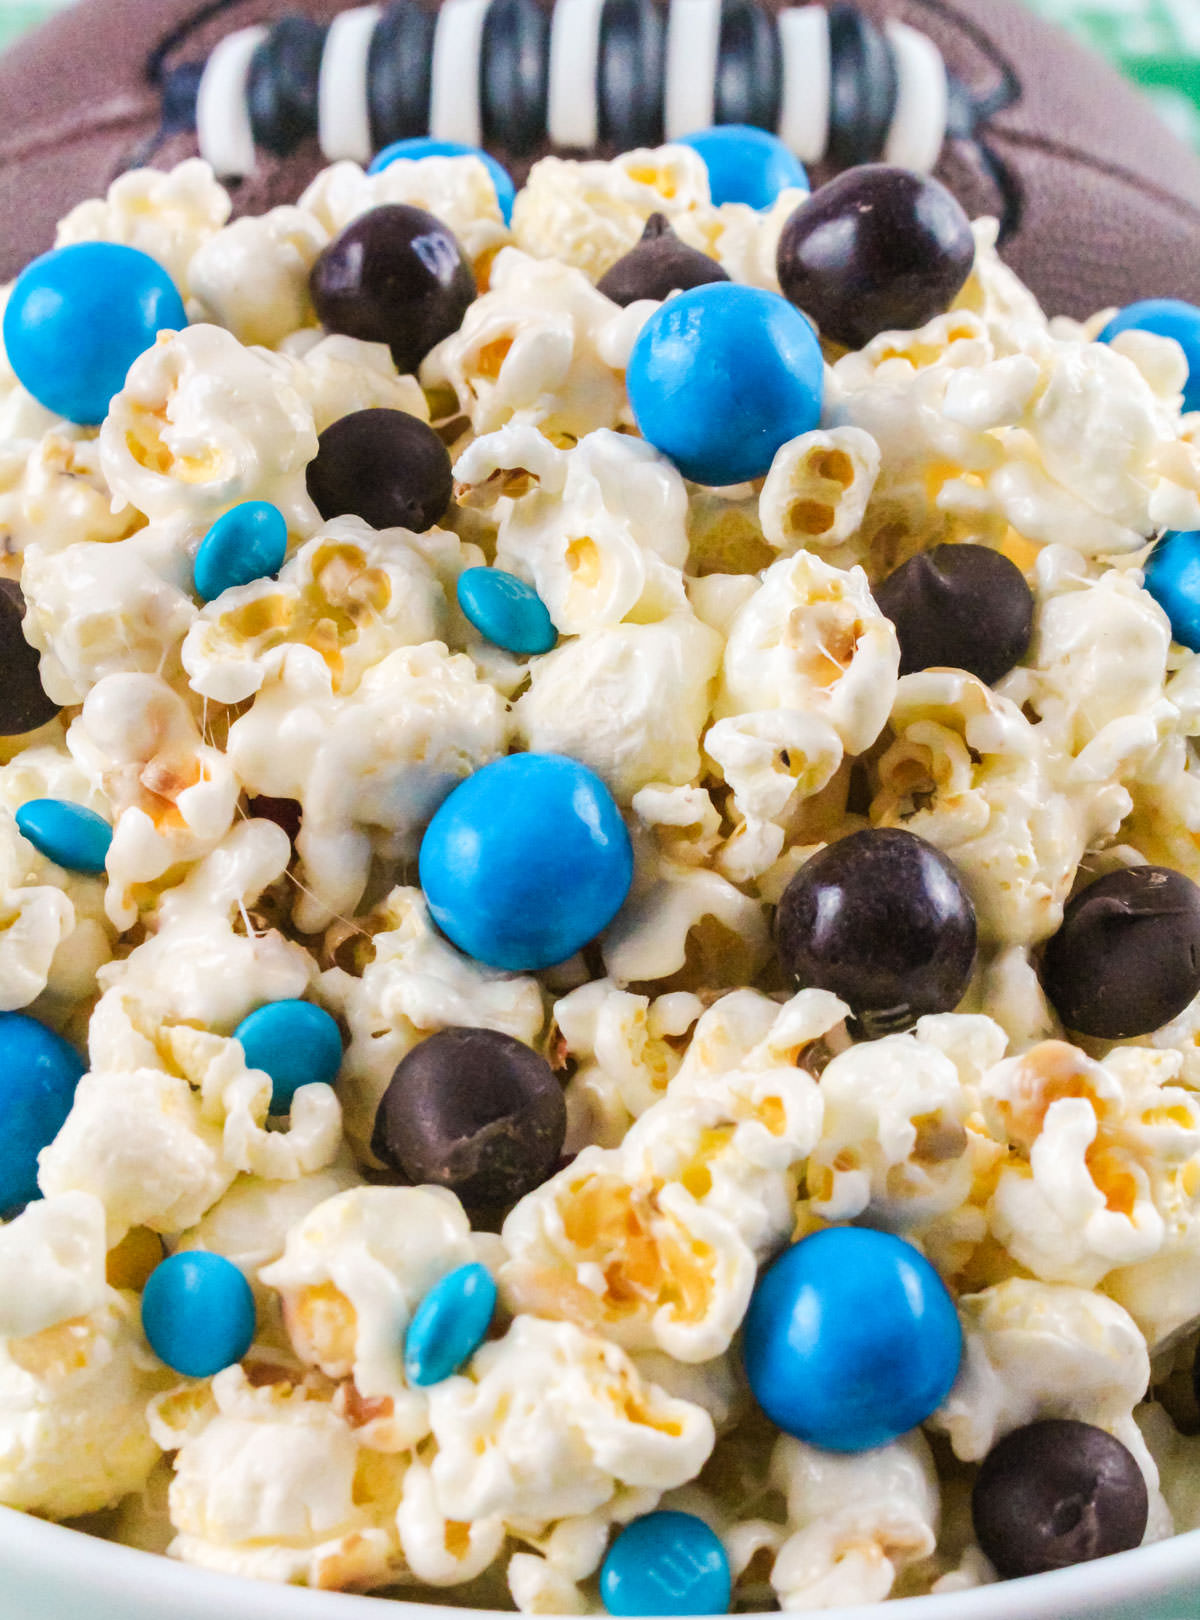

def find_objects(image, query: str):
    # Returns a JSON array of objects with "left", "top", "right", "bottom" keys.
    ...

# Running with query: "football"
[{"left": 2, "top": 0, "right": 1200, "bottom": 319}]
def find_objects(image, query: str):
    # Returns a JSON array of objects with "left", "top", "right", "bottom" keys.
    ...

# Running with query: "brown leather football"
[{"left": 2, "top": 0, "right": 1200, "bottom": 320}]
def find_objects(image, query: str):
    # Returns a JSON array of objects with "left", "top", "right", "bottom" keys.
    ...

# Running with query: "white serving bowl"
[{"left": 3, "top": 1510, "right": 1200, "bottom": 1620}]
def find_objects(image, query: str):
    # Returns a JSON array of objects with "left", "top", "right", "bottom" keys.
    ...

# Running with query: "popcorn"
[
  {"left": 717, "top": 552, "right": 900, "bottom": 758},
  {"left": 99, "top": 324, "right": 320, "bottom": 530},
  {"left": 320, "top": 884, "right": 544, "bottom": 1160},
  {"left": 165, "top": 1363, "right": 408, "bottom": 1589},
  {"left": 930, "top": 1278, "right": 1152, "bottom": 1481},
  {"left": 299, "top": 156, "right": 509, "bottom": 276},
  {"left": 768, "top": 1432, "right": 940, "bottom": 1608},
  {"left": 422, "top": 249, "right": 644, "bottom": 440},
  {"left": 758, "top": 428, "right": 882, "bottom": 559},
  {"left": 281, "top": 330, "right": 430, "bottom": 433},
  {"left": 226, "top": 641, "right": 510, "bottom": 929},
  {"left": 426, "top": 1313, "right": 715, "bottom": 1522},
  {"left": 55, "top": 160, "right": 232, "bottom": 301},
  {"left": 2, "top": 424, "right": 137, "bottom": 558},
  {"left": 0, "top": 1193, "right": 167, "bottom": 1517},
  {"left": 187, "top": 207, "right": 327, "bottom": 347},
  {"left": 261, "top": 1186, "right": 491, "bottom": 1442},
  {"left": 182, "top": 516, "right": 448, "bottom": 704}
]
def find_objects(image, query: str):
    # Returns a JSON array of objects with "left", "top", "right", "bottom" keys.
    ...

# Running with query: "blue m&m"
[
  {"left": 193, "top": 502, "right": 289, "bottom": 603},
  {"left": 743, "top": 1226, "right": 962, "bottom": 1452},
  {"left": 0, "top": 1012, "right": 85, "bottom": 1211},
  {"left": 141, "top": 1251, "right": 256, "bottom": 1377},
  {"left": 1143, "top": 529, "right": 1200, "bottom": 651},
  {"left": 601, "top": 1512, "right": 731, "bottom": 1617},
  {"left": 3, "top": 242, "right": 186, "bottom": 426},
  {"left": 368, "top": 138, "right": 516, "bottom": 224},
  {"left": 626, "top": 283, "right": 823, "bottom": 486},
  {"left": 457, "top": 568, "right": 556, "bottom": 655},
  {"left": 16, "top": 799, "right": 112, "bottom": 874},
  {"left": 678, "top": 126, "right": 808, "bottom": 211},
  {"left": 404, "top": 1262, "right": 497, "bottom": 1386},
  {"left": 233, "top": 1000, "right": 344, "bottom": 1114},
  {"left": 419, "top": 753, "right": 633, "bottom": 971},
  {"left": 1098, "top": 299, "right": 1200, "bottom": 415}
]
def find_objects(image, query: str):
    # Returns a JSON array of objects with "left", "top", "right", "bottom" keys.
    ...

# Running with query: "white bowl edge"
[{"left": 4, "top": 1508, "right": 1200, "bottom": 1620}]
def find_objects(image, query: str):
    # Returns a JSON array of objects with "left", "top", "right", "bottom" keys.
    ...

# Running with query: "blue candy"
[
  {"left": 2, "top": 242, "right": 186, "bottom": 426},
  {"left": 601, "top": 1512, "right": 731, "bottom": 1617},
  {"left": 404, "top": 1262, "right": 497, "bottom": 1386},
  {"left": 419, "top": 753, "right": 633, "bottom": 970},
  {"left": 193, "top": 501, "right": 289, "bottom": 603},
  {"left": 233, "top": 999, "right": 344, "bottom": 1114},
  {"left": 456, "top": 568, "right": 556, "bottom": 655},
  {"left": 1144, "top": 529, "right": 1200, "bottom": 651},
  {"left": 678, "top": 125, "right": 808, "bottom": 210},
  {"left": 16, "top": 799, "right": 112, "bottom": 874},
  {"left": 141, "top": 1251, "right": 256, "bottom": 1378},
  {"left": 368, "top": 138, "right": 516, "bottom": 224},
  {"left": 742, "top": 1227, "right": 962, "bottom": 1453},
  {"left": 0, "top": 1012, "right": 85, "bottom": 1211},
  {"left": 626, "top": 283, "right": 823, "bottom": 486},
  {"left": 1098, "top": 299, "right": 1200, "bottom": 415}
]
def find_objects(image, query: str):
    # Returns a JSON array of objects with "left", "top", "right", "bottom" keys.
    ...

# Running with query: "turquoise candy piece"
[
  {"left": 678, "top": 125, "right": 808, "bottom": 210},
  {"left": 1099, "top": 298, "right": 1200, "bottom": 414},
  {"left": 141, "top": 1252, "right": 256, "bottom": 1378},
  {"left": 3, "top": 241, "right": 186, "bottom": 426},
  {"left": 601, "top": 1512, "right": 732, "bottom": 1616},
  {"left": 456, "top": 568, "right": 556, "bottom": 655},
  {"left": 0, "top": 1012, "right": 85, "bottom": 1211},
  {"left": 404, "top": 1262, "right": 497, "bottom": 1386},
  {"left": 419, "top": 753, "right": 633, "bottom": 971},
  {"left": 626, "top": 282, "right": 823, "bottom": 486},
  {"left": 1143, "top": 529, "right": 1200, "bottom": 651},
  {"left": 743, "top": 1226, "right": 962, "bottom": 1452},
  {"left": 233, "top": 999, "right": 344, "bottom": 1114},
  {"left": 15, "top": 799, "right": 111, "bottom": 874},
  {"left": 193, "top": 501, "right": 289, "bottom": 603}
]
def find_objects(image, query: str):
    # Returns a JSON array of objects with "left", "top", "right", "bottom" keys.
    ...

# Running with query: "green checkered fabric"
[{"left": 2, "top": 0, "right": 1200, "bottom": 147}]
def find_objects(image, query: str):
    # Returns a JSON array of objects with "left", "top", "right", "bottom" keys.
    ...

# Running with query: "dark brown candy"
[
  {"left": 776, "top": 165, "right": 975, "bottom": 351},
  {"left": 0, "top": 579, "right": 60, "bottom": 737},
  {"left": 596, "top": 213, "right": 730, "bottom": 308},
  {"left": 309, "top": 203, "right": 476, "bottom": 375},
  {"left": 372, "top": 1025, "right": 567, "bottom": 1211},
  {"left": 775, "top": 827, "right": 977, "bottom": 1036},
  {"left": 306, "top": 407, "right": 452, "bottom": 533},
  {"left": 1039, "top": 864, "right": 1200, "bottom": 1039},
  {"left": 972, "top": 1420, "right": 1149, "bottom": 1580},
  {"left": 873, "top": 544, "right": 1034, "bottom": 686}
]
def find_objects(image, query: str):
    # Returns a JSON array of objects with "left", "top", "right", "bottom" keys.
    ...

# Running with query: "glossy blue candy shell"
[
  {"left": 457, "top": 567, "right": 557, "bottom": 655},
  {"left": 1099, "top": 298, "right": 1200, "bottom": 415},
  {"left": 3, "top": 242, "right": 186, "bottom": 426},
  {"left": 1144, "top": 530, "right": 1200, "bottom": 651},
  {"left": 678, "top": 125, "right": 808, "bottom": 210},
  {"left": 601, "top": 1512, "right": 732, "bottom": 1617},
  {"left": 193, "top": 501, "right": 289, "bottom": 603},
  {"left": 404, "top": 1262, "right": 497, "bottom": 1386},
  {"left": 627, "top": 283, "right": 823, "bottom": 486},
  {"left": 419, "top": 753, "right": 634, "bottom": 971},
  {"left": 742, "top": 1226, "right": 963, "bottom": 1453},
  {"left": 368, "top": 138, "right": 516, "bottom": 223},
  {"left": 16, "top": 799, "right": 112, "bottom": 874},
  {"left": 234, "top": 999, "right": 344, "bottom": 1113},
  {"left": 141, "top": 1251, "right": 256, "bottom": 1378},
  {"left": 0, "top": 1012, "right": 85, "bottom": 1212}
]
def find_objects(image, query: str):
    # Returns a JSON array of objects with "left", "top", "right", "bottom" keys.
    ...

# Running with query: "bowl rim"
[{"left": 4, "top": 1506, "right": 1200, "bottom": 1619}]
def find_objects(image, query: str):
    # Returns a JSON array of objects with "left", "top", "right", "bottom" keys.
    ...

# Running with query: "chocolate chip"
[
  {"left": 873, "top": 544, "right": 1034, "bottom": 686},
  {"left": 0, "top": 580, "right": 60, "bottom": 737},
  {"left": 597, "top": 214, "right": 730, "bottom": 308},
  {"left": 1040, "top": 864, "right": 1200, "bottom": 1039},
  {"left": 972, "top": 1420, "right": 1149, "bottom": 1580},
  {"left": 372, "top": 1026, "right": 567, "bottom": 1211}
]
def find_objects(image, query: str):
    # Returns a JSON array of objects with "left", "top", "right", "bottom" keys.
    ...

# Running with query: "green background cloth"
[{"left": 2, "top": 0, "right": 1200, "bottom": 147}]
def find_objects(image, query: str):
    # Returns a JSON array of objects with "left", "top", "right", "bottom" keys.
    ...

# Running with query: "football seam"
[
  {"left": 0, "top": 94, "right": 156, "bottom": 167},
  {"left": 995, "top": 125, "right": 1200, "bottom": 226}
]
